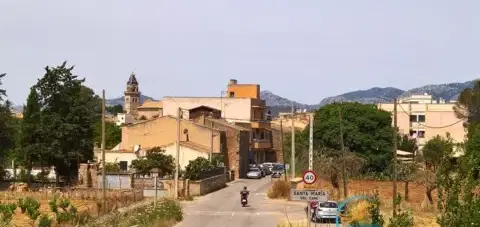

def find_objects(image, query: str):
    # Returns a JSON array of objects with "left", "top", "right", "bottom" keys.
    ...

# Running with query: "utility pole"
[
  {"left": 291, "top": 106, "right": 295, "bottom": 179},
  {"left": 101, "top": 89, "right": 106, "bottom": 212},
  {"left": 339, "top": 104, "right": 348, "bottom": 198},
  {"left": 308, "top": 113, "right": 314, "bottom": 171},
  {"left": 280, "top": 120, "right": 287, "bottom": 182},
  {"left": 392, "top": 98, "right": 398, "bottom": 216},
  {"left": 174, "top": 107, "right": 181, "bottom": 199},
  {"left": 210, "top": 121, "right": 214, "bottom": 162}
]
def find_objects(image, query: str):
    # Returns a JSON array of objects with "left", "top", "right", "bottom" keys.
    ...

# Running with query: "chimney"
[{"left": 229, "top": 79, "right": 238, "bottom": 85}]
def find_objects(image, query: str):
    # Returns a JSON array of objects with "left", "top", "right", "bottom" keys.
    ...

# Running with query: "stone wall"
[
  {"left": 77, "top": 163, "right": 98, "bottom": 188},
  {"left": 206, "top": 118, "right": 250, "bottom": 179},
  {"left": 132, "top": 174, "right": 227, "bottom": 197},
  {"left": 191, "top": 174, "right": 227, "bottom": 196}
]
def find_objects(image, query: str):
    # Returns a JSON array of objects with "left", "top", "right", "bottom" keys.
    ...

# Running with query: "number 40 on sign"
[{"left": 303, "top": 170, "right": 317, "bottom": 184}]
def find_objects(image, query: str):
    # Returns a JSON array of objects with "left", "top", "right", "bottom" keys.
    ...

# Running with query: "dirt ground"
[{"left": 296, "top": 179, "right": 439, "bottom": 227}]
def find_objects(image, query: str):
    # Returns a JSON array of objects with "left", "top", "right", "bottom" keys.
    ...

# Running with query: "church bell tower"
[{"left": 124, "top": 72, "right": 141, "bottom": 115}]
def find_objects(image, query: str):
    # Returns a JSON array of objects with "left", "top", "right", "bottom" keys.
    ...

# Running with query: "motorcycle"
[{"left": 241, "top": 195, "right": 248, "bottom": 207}]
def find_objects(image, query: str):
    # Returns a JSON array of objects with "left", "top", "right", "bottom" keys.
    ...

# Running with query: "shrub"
[
  {"left": 388, "top": 194, "right": 414, "bottom": 227},
  {"left": 18, "top": 197, "right": 39, "bottom": 215},
  {"left": 0, "top": 202, "right": 17, "bottom": 224},
  {"left": 267, "top": 180, "right": 290, "bottom": 199},
  {"left": 38, "top": 214, "right": 53, "bottom": 227},
  {"left": 348, "top": 200, "right": 370, "bottom": 224},
  {"left": 49, "top": 195, "right": 80, "bottom": 225},
  {"left": 184, "top": 157, "right": 214, "bottom": 180},
  {"left": 368, "top": 190, "right": 384, "bottom": 226},
  {"left": 104, "top": 163, "right": 120, "bottom": 172},
  {"left": 388, "top": 211, "right": 414, "bottom": 227}
]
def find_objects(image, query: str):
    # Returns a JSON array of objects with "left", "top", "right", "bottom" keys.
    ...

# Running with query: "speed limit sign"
[{"left": 303, "top": 170, "right": 317, "bottom": 184}]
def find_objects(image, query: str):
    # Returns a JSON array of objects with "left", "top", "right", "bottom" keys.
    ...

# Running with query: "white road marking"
[{"left": 187, "top": 211, "right": 283, "bottom": 216}]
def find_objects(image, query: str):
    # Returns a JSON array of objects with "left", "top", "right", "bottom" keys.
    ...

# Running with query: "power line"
[{"left": 396, "top": 103, "right": 464, "bottom": 129}]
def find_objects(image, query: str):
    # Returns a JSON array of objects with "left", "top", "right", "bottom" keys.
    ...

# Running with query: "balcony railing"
[
  {"left": 251, "top": 99, "right": 266, "bottom": 107},
  {"left": 252, "top": 139, "right": 271, "bottom": 149},
  {"left": 251, "top": 121, "right": 271, "bottom": 128}
]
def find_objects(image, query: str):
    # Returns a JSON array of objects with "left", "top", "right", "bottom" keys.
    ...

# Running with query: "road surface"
[{"left": 176, "top": 177, "right": 306, "bottom": 227}]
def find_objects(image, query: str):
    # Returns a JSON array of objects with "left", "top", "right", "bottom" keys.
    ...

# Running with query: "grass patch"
[{"left": 90, "top": 198, "right": 183, "bottom": 227}]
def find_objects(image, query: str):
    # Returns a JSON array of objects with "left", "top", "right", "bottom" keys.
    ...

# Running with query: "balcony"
[
  {"left": 251, "top": 99, "right": 266, "bottom": 107},
  {"left": 252, "top": 139, "right": 271, "bottom": 149},
  {"left": 251, "top": 121, "right": 271, "bottom": 129}
]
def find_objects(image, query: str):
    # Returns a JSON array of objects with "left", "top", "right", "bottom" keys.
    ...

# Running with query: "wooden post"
[{"left": 392, "top": 98, "right": 398, "bottom": 216}]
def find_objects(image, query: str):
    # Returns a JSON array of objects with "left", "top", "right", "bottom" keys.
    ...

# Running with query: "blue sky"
[{"left": 1, "top": 0, "right": 480, "bottom": 105}]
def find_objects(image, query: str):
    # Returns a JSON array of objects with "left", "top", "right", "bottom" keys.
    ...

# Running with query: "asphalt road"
[{"left": 176, "top": 177, "right": 306, "bottom": 227}]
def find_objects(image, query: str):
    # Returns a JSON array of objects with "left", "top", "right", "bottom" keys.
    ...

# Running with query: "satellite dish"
[
  {"left": 133, "top": 145, "right": 140, "bottom": 152},
  {"left": 411, "top": 133, "right": 418, "bottom": 139}
]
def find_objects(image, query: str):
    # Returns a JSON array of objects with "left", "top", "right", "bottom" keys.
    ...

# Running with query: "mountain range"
[
  {"left": 10, "top": 79, "right": 478, "bottom": 115},
  {"left": 262, "top": 80, "right": 477, "bottom": 114}
]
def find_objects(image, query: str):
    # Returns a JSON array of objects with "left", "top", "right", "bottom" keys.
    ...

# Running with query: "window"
[
  {"left": 119, "top": 161, "right": 128, "bottom": 171},
  {"left": 418, "top": 115, "right": 425, "bottom": 122},
  {"left": 260, "top": 132, "right": 265, "bottom": 140},
  {"left": 409, "top": 130, "right": 425, "bottom": 138},
  {"left": 229, "top": 92, "right": 235, "bottom": 97},
  {"left": 418, "top": 131, "right": 425, "bottom": 138},
  {"left": 409, "top": 115, "right": 417, "bottom": 122}
]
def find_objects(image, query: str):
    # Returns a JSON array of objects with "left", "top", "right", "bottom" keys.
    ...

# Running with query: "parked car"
[
  {"left": 271, "top": 163, "right": 284, "bottom": 178},
  {"left": 312, "top": 201, "right": 340, "bottom": 223},
  {"left": 246, "top": 167, "right": 262, "bottom": 179},
  {"left": 262, "top": 162, "right": 273, "bottom": 175}
]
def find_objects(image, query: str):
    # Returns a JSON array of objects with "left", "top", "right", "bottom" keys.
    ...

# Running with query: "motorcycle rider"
[{"left": 240, "top": 186, "right": 249, "bottom": 200}]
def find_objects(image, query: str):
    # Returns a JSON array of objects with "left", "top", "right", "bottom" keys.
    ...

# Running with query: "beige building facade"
[
  {"left": 160, "top": 141, "right": 210, "bottom": 169},
  {"left": 378, "top": 94, "right": 466, "bottom": 150},
  {"left": 120, "top": 116, "right": 222, "bottom": 153}
]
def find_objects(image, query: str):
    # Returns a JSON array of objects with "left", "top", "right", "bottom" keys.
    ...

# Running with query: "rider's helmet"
[{"left": 243, "top": 186, "right": 247, "bottom": 190}]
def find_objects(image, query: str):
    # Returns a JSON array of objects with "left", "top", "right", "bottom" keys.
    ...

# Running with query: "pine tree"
[{"left": 17, "top": 87, "right": 43, "bottom": 186}]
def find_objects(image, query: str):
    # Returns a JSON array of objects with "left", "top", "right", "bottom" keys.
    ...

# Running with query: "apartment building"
[
  {"left": 162, "top": 79, "right": 275, "bottom": 164},
  {"left": 378, "top": 93, "right": 466, "bottom": 150}
]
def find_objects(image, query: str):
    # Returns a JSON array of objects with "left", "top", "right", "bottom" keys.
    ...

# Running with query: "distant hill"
[
  {"left": 318, "top": 87, "right": 405, "bottom": 106},
  {"left": 399, "top": 80, "right": 476, "bottom": 101}
]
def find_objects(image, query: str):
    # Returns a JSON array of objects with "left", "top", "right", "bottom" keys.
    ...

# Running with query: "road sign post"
[
  {"left": 290, "top": 189, "right": 328, "bottom": 202},
  {"left": 303, "top": 170, "right": 317, "bottom": 185}
]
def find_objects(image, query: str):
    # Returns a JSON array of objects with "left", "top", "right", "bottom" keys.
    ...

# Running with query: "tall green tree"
[
  {"left": 0, "top": 73, "right": 15, "bottom": 164},
  {"left": 421, "top": 134, "right": 454, "bottom": 204},
  {"left": 453, "top": 80, "right": 480, "bottom": 125},
  {"left": 106, "top": 104, "right": 124, "bottom": 115},
  {"left": 16, "top": 87, "right": 44, "bottom": 186},
  {"left": 93, "top": 121, "right": 121, "bottom": 150},
  {"left": 436, "top": 124, "right": 480, "bottom": 226},
  {"left": 130, "top": 147, "right": 175, "bottom": 177},
  {"left": 312, "top": 102, "right": 393, "bottom": 172},
  {"left": 35, "top": 62, "right": 98, "bottom": 183}
]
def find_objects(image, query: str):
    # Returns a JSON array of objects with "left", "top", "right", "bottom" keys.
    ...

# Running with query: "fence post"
[{"left": 154, "top": 176, "right": 157, "bottom": 208}]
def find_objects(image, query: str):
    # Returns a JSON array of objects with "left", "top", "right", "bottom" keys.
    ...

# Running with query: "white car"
[
  {"left": 246, "top": 167, "right": 262, "bottom": 179},
  {"left": 312, "top": 201, "right": 340, "bottom": 223}
]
